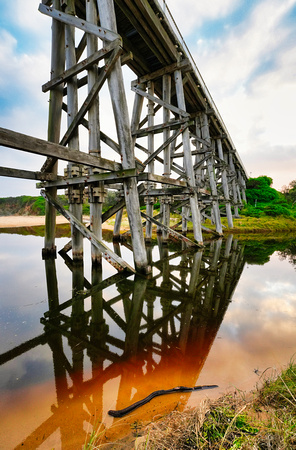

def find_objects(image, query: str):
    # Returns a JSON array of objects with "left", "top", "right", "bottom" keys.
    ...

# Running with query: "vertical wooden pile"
[{"left": 40, "top": 0, "right": 149, "bottom": 273}]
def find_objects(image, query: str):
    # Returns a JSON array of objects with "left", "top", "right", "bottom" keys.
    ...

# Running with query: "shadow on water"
[{"left": 0, "top": 232, "right": 249, "bottom": 448}]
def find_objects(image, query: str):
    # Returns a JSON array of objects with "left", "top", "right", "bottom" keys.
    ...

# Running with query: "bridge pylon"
[{"left": 0, "top": 0, "right": 248, "bottom": 274}]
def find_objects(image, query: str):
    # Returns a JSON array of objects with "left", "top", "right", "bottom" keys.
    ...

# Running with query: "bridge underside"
[{"left": 0, "top": 0, "right": 247, "bottom": 274}]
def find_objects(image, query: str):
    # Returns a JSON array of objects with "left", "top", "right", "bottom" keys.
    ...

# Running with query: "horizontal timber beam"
[
  {"left": 37, "top": 168, "right": 138, "bottom": 189},
  {"left": 132, "top": 118, "right": 192, "bottom": 138},
  {"left": 131, "top": 85, "right": 190, "bottom": 118},
  {"left": 0, "top": 166, "right": 61, "bottom": 181},
  {"left": 38, "top": 3, "right": 120, "bottom": 42},
  {"left": 0, "top": 127, "right": 122, "bottom": 172},
  {"left": 138, "top": 172, "right": 186, "bottom": 187},
  {"left": 135, "top": 59, "right": 191, "bottom": 84}
]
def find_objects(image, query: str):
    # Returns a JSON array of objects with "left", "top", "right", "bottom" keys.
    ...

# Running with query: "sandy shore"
[
  {"left": 0, "top": 215, "right": 121, "bottom": 231},
  {"left": 0, "top": 215, "right": 70, "bottom": 228}
]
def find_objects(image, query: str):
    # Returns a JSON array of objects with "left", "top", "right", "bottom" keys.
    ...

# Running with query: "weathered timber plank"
[
  {"left": 60, "top": 46, "right": 122, "bottom": 147},
  {"left": 140, "top": 188, "right": 188, "bottom": 196},
  {"left": 42, "top": 39, "right": 120, "bottom": 93},
  {"left": 38, "top": 168, "right": 137, "bottom": 189},
  {"left": 115, "top": 0, "right": 170, "bottom": 65},
  {"left": 135, "top": 59, "right": 191, "bottom": 84},
  {"left": 138, "top": 172, "right": 186, "bottom": 187},
  {"left": 38, "top": 3, "right": 120, "bottom": 42},
  {"left": 140, "top": 212, "right": 201, "bottom": 247},
  {"left": 0, "top": 127, "right": 121, "bottom": 171},
  {"left": 0, "top": 166, "right": 61, "bottom": 181},
  {"left": 132, "top": 0, "right": 180, "bottom": 60},
  {"left": 131, "top": 86, "right": 190, "bottom": 118},
  {"left": 142, "top": 126, "right": 186, "bottom": 167},
  {"left": 41, "top": 190, "right": 135, "bottom": 273},
  {"left": 132, "top": 118, "right": 191, "bottom": 137}
]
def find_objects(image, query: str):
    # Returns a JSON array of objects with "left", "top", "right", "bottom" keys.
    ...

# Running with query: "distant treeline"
[
  {"left": 1, "top": 176, "right": 296, "bottom": 218},
  {"left": 0, "top": 191, "right": 118, "bottom": 216}
]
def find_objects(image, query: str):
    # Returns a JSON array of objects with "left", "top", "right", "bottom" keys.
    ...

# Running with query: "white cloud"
[
  {"left": 4, "top": 0, "right": 50, "bottom": 37},
  {"left": 188, "top": 0, "right": 296, "bottom": 188},
  {"left": 165, "top": 0, "right": 240, "bottom": 35}
]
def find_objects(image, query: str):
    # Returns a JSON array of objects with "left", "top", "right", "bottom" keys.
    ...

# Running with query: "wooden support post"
[
  {"left": 216, "top": 138, "right": 233, "bottom": 228},
  {"left": 193, "top": 118, "right": 203, "bottom": 189},
  {"left": 200, "top": 112, "right": 222, "bottom": 235},
  {"left": 43, "top": 0, "right": 65, "bottom": 259},
  {"left": 228, "top": 152, "right": 240, "bottom": 217},
  {"left": 239, "top": 171, "right": 247, "bottom": 202},
  {"left": 97, "top": 0, "right": 149, "bottom": 274},
  {"left": 182, "top": 205, "right": 189, "bottom": 234},
  {"left": 162, "top": 74, "right": 171, "bottom": 242},
  {"left": 113, "top": 207, "right": 123, "bottom": 241},
  {"left": 65, "top": 0, "right": 83, "bottom": 262},
  {"left": 146, "top": 80, "right": 155, "bottom": 242},
  {"left": 87, "top": 0, "right": 102, "bottom": 265},
  {"left": 174, "top": 69, "right": 203, "bottom": 244}
]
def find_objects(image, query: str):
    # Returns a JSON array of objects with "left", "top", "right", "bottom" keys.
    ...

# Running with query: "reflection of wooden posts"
[
  {"left": 43, "top": 0, "right": 65, "bottom": 258},
  {"left": 70, "top": 263, "right": 86, "bottom": 385},
  {"left": 124, "top": 276, "right": 148, "bottom": 358},
  {"left": 43, "top": 257, "right": 69, "bottom": 444},
  {"left": 97, "top": 0, "right": 148, "bottom": 274},
  {"left": 218, "top": 234, "right": 233, "bottom": 297},
  {"left": 160, "top": 244, "right": 171, "bottom": 344},
  {"left": 89, "top": 265, "right": 108, "bottom": 362},
  {"left": 179, "top": 251, "right": 202, "bottom": 352},
  {"left": 204, "top": 240, "right": 222, "bottom": 313}
]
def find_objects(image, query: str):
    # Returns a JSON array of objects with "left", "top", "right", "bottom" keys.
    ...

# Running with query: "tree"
[
  {"left": 282, "top": 180, "right": 296, "bottom": 205},
  {"left": 245, "top": 176, "right": 279, "bottom": 204}
]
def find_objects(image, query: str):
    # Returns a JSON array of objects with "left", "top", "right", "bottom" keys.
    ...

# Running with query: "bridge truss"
[{"left": 0, "top": 0, "right": 248, "bottom": 273}]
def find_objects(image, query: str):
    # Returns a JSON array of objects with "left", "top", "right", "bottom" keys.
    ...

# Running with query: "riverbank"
[
  {"left": 1, "top": 214, "right": 296, "bottom": 234},
  {"left": 0, "top": 215, "right": 117, "bottom": 231},
  {"left": 87, "top": 361, "right": 296, "bottom": 449}
]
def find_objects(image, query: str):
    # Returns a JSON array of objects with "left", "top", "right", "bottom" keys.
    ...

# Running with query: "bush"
[{"left": 263, "top": 204, "right": 292, "bottom": 217}]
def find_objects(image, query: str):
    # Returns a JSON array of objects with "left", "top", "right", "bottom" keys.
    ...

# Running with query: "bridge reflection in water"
[{"left": 4, "top": 236, "right": 245, "bottom": 448}]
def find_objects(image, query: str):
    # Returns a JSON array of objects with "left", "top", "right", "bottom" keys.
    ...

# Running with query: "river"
[{"left": 0, "top": 227, "right": 296, "bottom": 449}]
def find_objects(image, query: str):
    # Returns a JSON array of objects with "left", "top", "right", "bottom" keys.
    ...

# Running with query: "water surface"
[{"left": 0, "top": 230, "right": 296, "bottom": 449}]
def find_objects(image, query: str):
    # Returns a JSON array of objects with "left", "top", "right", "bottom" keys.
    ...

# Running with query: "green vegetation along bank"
[{"left": 86, "top": 360, "right": 296, "bottom": 449}]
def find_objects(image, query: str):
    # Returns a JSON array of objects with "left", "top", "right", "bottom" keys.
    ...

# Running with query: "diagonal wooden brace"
[
  {"left": 41, "top": 190, "right": 135, "bottom": 273},
  {"left": 140, "top": 212, "right": 202, "bottom": 248}
]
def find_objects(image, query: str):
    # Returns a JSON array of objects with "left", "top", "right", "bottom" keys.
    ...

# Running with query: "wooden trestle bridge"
[{"left": 0, "top": 0, "right": 248, "bottom": 274}]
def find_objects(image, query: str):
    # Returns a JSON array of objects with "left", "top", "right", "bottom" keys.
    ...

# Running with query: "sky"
[{"left": 0, "top": 0, "right": 296, "bottom": 197}]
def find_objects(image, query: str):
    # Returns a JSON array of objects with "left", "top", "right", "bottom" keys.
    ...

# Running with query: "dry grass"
[{"left": 136, "top": 362, "right": 296, "bottom": 450}]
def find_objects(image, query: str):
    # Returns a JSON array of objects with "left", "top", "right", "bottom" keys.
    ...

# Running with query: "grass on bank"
[
  {"left": 85, "top": 361, "right": 296, "bottom": 449},
  {"left": 138, "top": 361, "right": 296, "bottom": 449}
]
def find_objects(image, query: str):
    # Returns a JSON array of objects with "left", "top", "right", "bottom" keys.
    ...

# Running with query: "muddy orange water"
[{"left": 1, "top": 232, "right": 296, "bottom": 449}]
